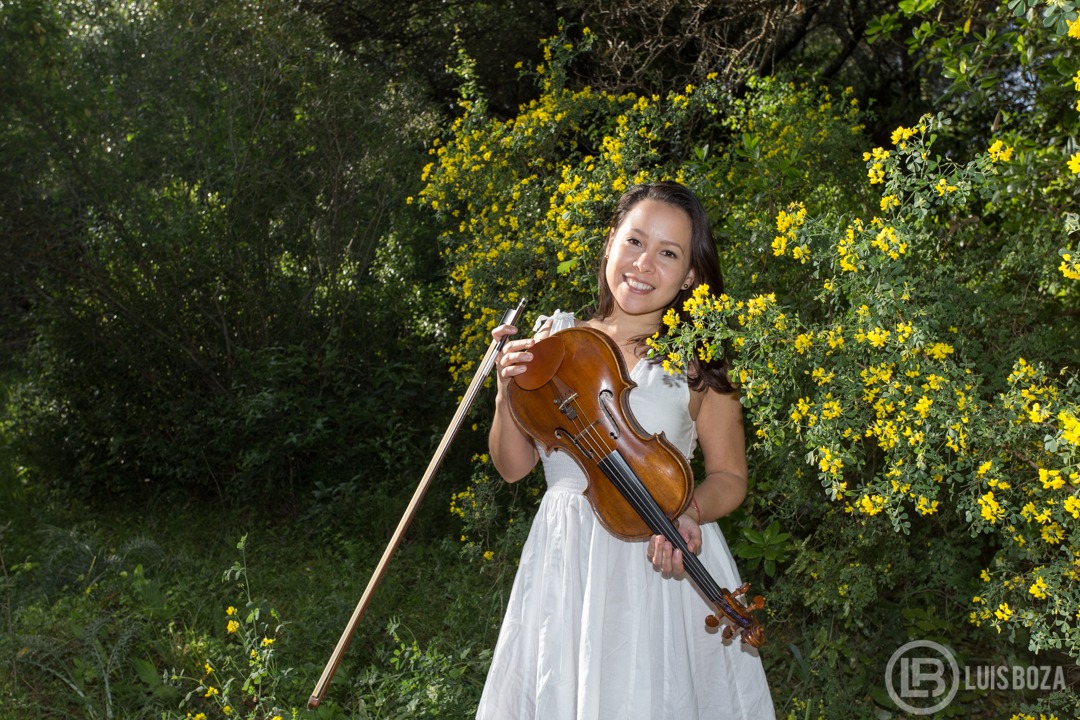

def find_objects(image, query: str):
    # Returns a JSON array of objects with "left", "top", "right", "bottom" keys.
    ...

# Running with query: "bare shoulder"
[{"left": 693, "top": 386, "right": 745, "bottom": 429}]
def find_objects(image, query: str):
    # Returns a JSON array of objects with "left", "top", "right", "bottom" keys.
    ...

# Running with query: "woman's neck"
[{"left": 588, "top": 312, "right": 661, "bottom": 351}]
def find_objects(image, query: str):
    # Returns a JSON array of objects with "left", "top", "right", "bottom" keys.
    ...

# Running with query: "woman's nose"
[{"left": 634, "top": 252, "right": 654, "bottom": 272}]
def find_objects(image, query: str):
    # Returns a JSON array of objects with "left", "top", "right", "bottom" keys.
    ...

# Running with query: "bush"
[{"left": 417, "top": 22, "right": 1079, "bottom": 718}]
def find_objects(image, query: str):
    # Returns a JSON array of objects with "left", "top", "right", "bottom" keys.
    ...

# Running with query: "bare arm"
[
  {"left": 487, "top": 320, "right": 554, "bottom": 482},
  {"left": 690, "top": 388, "right": 749, "bottom": 522}
]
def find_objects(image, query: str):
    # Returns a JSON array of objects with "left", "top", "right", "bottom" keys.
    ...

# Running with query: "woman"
[{"left": 478, "top": 182, "right": 775, "bottom": 719}]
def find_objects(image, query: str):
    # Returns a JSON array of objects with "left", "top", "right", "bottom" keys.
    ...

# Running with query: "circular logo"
[{"left": 884, "top": 640, "right": 959, "bottom": 715}]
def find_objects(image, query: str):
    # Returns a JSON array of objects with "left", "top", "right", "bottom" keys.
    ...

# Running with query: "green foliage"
[
  {"left": 871, "top": 0, "right": 1080, "bottom": 129},
  {"left": 160, "top": 534, "right": 294, "bottom": 720},
  {"left": 5, "top": 527, "right": 170, "bottom": 719},
  {"left": 418, "top": 20, "right": 1080, "bottom": 718},
  {"left": 0, "top": 498, "right": 500, "bottom": 720},
  {"left": 1, "top": 0, "right": 446, "bottom": 502},
  {"left": 730, "top": 520, "right": 794, "bottom": 578},
  {"left": 650, "top": 113, "right": 1080, "bottom": 714},
  {"left": 5, "top": 1, "right": 1080, "bottom": 718},
  {"left": 345, "top": 620, "right": 486, "bottom": 719}
]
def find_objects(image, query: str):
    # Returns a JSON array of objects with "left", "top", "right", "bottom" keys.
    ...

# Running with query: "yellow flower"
[
  {"left": 1069, "top": 152, "right": 1080, "bottom": 174},
  {"left": 866, "top": 327, "right": 890, "bottom": 348},
  {"left": 978, "top": 491, "right": 1004, "bottom": 524},
  {"left": 993, "top": 602, "right": 1013, "bottom": 621},
  {"left": 1028, "top": 575, "right": 1048, "bottom": 599},
  {"left": 226, "top": 620, "right": 240, "bottom": 634},
  {"left": 915, "top": 496, "right": 939, "bottom": 515},
  {"left": 924, "top": 342, "right": 954, "bottom": 361},
  {"left": 261, "top": 637, "right": 275, "bottom": 647},
  {"left": 987, "top": 139, "right": 1014, "bottom": 163},
  {"left": 204, "top": 686, "right": 220, "bottom": 698},
  {"left": 1040, "top": 522, "right": 1064, "bottom": 544},
  {"left": 857, "top": 494, "right": 886, "bottom": 516},
  {"left": 1039, "top": 468, "right": 1064, "bottom": 490},
  {"left": 1060, "top": 252, "right": 1080, "bottom": 281},
  {"left": 934, "top": 177, "right": 958, "bottom": 195},
  {"left": 1069, "top": 15, "right": 1080, "bottom": 39},
  {"left": 226, "top": 606, "right": 237, "bottom": 616},
  {"left": 890, "top": 126, "right": 916, "bottom": 147}
]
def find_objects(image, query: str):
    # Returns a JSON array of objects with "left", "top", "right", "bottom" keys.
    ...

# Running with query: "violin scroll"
[{"left": 704, "top": 583, "right": 765, "bottom": 648}]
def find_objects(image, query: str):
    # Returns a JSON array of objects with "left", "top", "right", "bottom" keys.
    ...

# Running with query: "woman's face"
[{"left": 603, "top": 198, "right": 694, "bottom": 321}]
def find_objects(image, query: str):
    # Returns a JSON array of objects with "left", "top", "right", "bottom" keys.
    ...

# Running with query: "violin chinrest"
[{"left": 514, "top": 335, "right": 566, "bottom": 390}]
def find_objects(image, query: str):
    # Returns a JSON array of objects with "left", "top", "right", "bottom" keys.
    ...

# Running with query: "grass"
[{"left": 0, "top": 462, "right": 505, "bottom": 719}]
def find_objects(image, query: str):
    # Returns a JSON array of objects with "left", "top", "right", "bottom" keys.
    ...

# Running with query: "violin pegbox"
[{"left": 704, "top": 583, "right": 766, "bottom": 647}]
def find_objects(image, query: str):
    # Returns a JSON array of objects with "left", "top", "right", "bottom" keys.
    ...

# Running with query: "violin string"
[
  {"left": 549, "top": 370, "right": 751, "bottom": 630},
  {"left": 610, "top": 456, "right": 723, "bottom": 599},
  {"left": 562, "top": 391, "right": 750, "bottom": 627},
  {"left": 535, "top": 345, "right": 755, "bottom": 635}
]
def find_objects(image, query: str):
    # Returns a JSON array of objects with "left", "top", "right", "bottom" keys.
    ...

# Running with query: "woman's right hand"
[
  {"left": 493, "top": 318, "right": 552, "bottom": 385},
  {"left": 493, "top": 324, "right": 535, "bottom": 384},
  {"left": 489, "top": 322, "right": 546, "bottom": 482}
]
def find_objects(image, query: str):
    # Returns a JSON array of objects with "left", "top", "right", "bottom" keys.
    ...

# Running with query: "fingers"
[
  {"left": 492, "top": 325, "right": 535, "bottom": 380},
  {"left": 679, "top": 514, "right": 702, "bottom": 556},
  {"left": 647, "top": 534, "right": 687, "bottom": 578},
  {"left": 492, "top": 323, "right": 518, "bottom": 342}
]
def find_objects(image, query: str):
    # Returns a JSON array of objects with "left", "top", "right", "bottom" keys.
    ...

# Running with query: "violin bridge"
[{"left": 555, "top": 392, "right": 579, "bottom": 420}]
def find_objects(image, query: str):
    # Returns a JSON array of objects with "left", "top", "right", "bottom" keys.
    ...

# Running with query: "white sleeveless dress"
[{"left": 476, "top": 311, "right": 775, "bottom": 720}]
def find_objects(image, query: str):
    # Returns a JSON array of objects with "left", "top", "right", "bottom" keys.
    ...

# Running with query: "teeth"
[{"left": 627, "top": 279, "right": 654, "bottom": 291}]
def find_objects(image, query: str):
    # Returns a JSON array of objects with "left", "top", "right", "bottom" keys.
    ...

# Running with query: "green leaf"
[{"left": 133, "top": 658, "right": 161, "bottom": 686}]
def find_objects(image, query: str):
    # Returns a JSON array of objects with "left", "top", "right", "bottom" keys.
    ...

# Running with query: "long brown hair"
[{"left": 593, "top": 181, "right": 733, "bottom": 392}]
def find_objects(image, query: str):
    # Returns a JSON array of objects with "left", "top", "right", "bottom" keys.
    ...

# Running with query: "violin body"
[
  {"left": 507, "top": 326, "right": 693, "bottom": 540},
  {"left": 507, "top": 326, "right": 766, "bottom": 647}
]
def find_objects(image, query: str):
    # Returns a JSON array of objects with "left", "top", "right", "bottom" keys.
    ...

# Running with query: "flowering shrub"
[
  {"left": 421, "top": 12, "right": 1079, "bottom": 718},
  {"left": 651, "top": 118, "right": 1080, "bottom": 667}
]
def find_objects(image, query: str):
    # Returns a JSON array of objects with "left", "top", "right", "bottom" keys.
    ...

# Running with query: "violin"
[{"left": 506, "top": 326, "right": 766, "bottom": 647}]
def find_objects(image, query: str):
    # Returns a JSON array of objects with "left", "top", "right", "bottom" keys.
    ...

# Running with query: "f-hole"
[{"left": 598, "top": 389, "right": 621, "bottom": 439}]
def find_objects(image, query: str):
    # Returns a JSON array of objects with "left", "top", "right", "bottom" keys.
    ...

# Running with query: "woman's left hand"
[{"left": 647, "top": 514, "right": 701, "bottom": 578}]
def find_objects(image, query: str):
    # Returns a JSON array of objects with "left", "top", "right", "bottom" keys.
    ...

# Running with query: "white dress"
[{"left": 476, "top": 311, "right": 775, "bottom": 720}]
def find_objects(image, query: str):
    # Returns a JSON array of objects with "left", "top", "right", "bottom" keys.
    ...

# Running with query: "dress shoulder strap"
[{"left": 532, "top": 310, "right": 576, "bottom": 334}]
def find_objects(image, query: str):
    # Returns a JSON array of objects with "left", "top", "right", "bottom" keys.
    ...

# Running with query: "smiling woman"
[
  {"left": 601, "top": 199, "right": 694, "bottom": 321},
  {"left": 478, "top": 182, "right": 774, "bottom": 720}
]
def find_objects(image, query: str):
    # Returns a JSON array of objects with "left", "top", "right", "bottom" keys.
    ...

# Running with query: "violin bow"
[{"left": 307, "top": 298, "right": 527, "bottom": 709}]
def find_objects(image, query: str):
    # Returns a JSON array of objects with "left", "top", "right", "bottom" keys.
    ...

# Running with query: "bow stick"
[{"left": 307, "top": 298, "right": 527, "bottom": 709}]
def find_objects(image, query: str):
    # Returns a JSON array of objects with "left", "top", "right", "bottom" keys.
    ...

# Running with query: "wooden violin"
[{"left": 506, "top": 326, "right": 765, "bottom": 647}]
